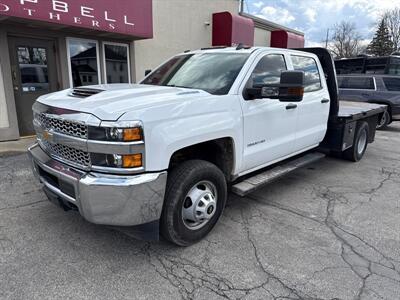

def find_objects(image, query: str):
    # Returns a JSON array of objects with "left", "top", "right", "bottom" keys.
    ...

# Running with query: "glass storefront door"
[{"left": 9, "top": 37, "right": 58, "bottom": 136}]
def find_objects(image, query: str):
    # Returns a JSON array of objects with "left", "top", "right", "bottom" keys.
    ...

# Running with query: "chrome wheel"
[
  {"left": 182, "top": 181, "right": 218, "bottom": 230},
  {"left": 357, "top": 129, "right": 367, "bottom": 156}
]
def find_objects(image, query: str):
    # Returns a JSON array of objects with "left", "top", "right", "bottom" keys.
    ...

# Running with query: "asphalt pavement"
[{"left": 0, "top": 124, "right": 399, "bottom": 300}]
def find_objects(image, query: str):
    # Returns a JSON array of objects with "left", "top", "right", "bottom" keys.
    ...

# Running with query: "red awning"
[
  {"left": 271, "top": 30, "right": 305, "bottom": 48},
  {"left": 212, "top": 12, "right": 254, "bottom": 47}
]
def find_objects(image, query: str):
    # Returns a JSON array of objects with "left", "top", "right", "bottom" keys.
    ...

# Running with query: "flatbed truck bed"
[{"left": 338, "top": 101, "right": 386, "bottom": 120}]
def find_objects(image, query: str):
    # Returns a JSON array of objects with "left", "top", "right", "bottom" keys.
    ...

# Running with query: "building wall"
[
  {"left": 134, "top": 0, "right": 239, "bottom": 81},
  {"left": 254, "top": 27, "right": 271, "bottom": 47}
]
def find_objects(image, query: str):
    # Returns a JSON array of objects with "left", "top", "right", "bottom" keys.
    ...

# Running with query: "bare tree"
[
  {"left": 383, "top": 8, "right": 400, "bottom": 52},
  {"left": 328, "top": 21, "right": 363, "bottom": 58}
]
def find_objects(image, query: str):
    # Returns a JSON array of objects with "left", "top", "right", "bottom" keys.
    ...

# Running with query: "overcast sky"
[{"left": 244, "top": 0, "right": 398, "bottom": 46}]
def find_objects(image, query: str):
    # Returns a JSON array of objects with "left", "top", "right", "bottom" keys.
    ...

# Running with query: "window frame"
[
  {"left": 66, "top": 37, "right": 101, "bottom": 88},
  {"left": 337, "top": 76, "right": 377, "bottom": 91},
  {"left": 102, "top": 41, "right": 131, "bottom": 84},
  {"left": 290, "top": 55, "right": 323, "bottom": 93},
  {"left": 246, "top": 53, "right": 287, "bottom": 86},
  {"left": 240, "top": 52, "right": 288, "bottom": 100}
]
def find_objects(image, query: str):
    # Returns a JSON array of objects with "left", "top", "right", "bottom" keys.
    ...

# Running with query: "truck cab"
[{"left": 28, "top": 47, "right": 385, "bottom": 246}]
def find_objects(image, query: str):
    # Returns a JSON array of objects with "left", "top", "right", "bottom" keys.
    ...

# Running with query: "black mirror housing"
[
  {"left": 277, "top": 70, "right": 305, "bottom": 102},
  {"left": 144, "top": 69, "right": 152, "bottom": 76},
  {"left": 246, "top": 70, "right": 305, "bottom": 102}
]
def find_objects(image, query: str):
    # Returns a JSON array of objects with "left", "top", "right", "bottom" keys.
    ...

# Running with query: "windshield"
[{"left": 141, "top": 53, "right": 250, "bottom": 95}]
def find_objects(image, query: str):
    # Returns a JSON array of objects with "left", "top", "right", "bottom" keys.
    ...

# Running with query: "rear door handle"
[
  {"left": 286, "top": 104, "right": 297, "bottom": 110},
  {"left": 321, "top": 99, "right": 330, "bottom": 103}
]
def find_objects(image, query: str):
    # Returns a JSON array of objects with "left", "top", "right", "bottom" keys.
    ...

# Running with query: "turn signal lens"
[
  {"left": 122, "top": 154, "right": 142, "bottom": 168},
  {"left": 287, "top": 87, "right": 304, "bottom": 96},
  {"left": 123, "top": 128, "right": 142, "bottom": 141}
]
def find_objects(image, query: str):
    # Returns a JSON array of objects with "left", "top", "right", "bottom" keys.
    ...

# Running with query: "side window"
[
  {"left": 383, "top": 77, "right": 400, "bottom": 91},
  {"left": 291, "top": 55, "right": 322, "bottom": 92},
  {"left": 249, "top": 54, "right": 287, "bottom": 87},
  {"left": 338, "top": 76, "right": 375, "bottom": 90}
]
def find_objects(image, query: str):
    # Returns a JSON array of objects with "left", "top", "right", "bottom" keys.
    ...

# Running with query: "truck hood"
[{"left": 37, "top": 84, "right": 211, "bottom": 120}]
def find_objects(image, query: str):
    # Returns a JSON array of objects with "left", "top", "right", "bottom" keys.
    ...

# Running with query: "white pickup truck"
[{"left": 29, "top": 47, "right": 385, "bottom": 246}]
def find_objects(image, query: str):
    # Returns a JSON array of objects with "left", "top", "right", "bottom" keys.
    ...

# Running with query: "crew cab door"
[
  {"left": 289, "top": 55, "right": 330, "bottom": 151},
  {"left": 240, "top": 53, "right": 298, "bottom": 172}
]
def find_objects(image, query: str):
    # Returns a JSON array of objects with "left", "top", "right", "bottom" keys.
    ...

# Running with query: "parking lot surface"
[{"left": 1, "top": 125, "right": 399, "bottom": 300}]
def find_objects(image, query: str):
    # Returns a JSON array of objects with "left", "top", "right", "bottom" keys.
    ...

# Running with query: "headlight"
[
  {"left": 88, "top": 121, "right": 143, "bottom": 142},
  {"left": 91, "top": 153, "right": 143, "bottom": 168},
  {"left": 88, "top": 120, "right": 144, "bottom": 170},
  {"left": 106, "top": 127, "right": 142, "bottom": 142}
]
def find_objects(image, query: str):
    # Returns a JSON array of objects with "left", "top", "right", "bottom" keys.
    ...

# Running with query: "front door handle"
[
  {"left": 321, "top": 99, "right": 330, "bottom": 103},
  {"left": 286, "top": 104, "right": 297, "bottom": 110}
]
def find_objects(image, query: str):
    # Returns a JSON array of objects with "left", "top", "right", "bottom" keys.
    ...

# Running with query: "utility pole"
[{"left": 325, "top": 28, "right": 330, "bottom": 48}]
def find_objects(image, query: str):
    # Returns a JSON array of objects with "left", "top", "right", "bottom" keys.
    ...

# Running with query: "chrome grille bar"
[
  {"left": 41, "top": 140, "right": 91, "bottom": 168},
  {"left": 38, "top": 113, "right": 88, "bottom": 139}
]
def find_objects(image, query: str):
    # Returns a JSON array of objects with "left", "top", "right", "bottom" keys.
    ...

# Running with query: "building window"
[
  {"left": 67, "top": 38, "right": 100, "bottom": 87},
  {"left": 17, "top": 46, "right": 49, "bottom": 92},
  {"left": 103, "top": 42, "right": 130, "bottom": 84}
]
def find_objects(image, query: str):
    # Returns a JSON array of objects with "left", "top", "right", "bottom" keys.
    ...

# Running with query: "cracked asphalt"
[{"left": 1, "top": 125, "right": 399, "bottom": 300}]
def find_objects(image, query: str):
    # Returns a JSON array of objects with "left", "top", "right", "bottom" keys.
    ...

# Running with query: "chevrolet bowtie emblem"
[{"left": 42, "top": 130, "right": 54, "bottom": 142}]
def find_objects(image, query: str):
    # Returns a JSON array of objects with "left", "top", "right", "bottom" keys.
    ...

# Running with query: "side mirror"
[
  {"left": 144, "top": 69, "right": 152, "bottom": 76},
  {"left": 246, "top": 71, "right": 305, "bottom": 102},
  {"left": 275, "top": 71, "right": 305, "bottom": 102}
]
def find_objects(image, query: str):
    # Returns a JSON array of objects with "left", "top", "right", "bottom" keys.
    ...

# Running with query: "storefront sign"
[{"left": 0, "top": 0, "right": 153, "bottom": 38}]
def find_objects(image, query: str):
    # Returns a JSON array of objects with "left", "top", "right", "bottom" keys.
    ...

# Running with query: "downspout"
[{"left": 239, "top": 0, "right": 244, "bottom": 13}]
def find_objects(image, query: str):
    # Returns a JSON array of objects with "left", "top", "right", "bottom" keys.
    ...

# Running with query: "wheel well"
[
  {"left": 169, "top": 138, "right": 235, "bottom": 181},
  {"left": 369, "top": 101, "right": 392, "bottom": 116}
]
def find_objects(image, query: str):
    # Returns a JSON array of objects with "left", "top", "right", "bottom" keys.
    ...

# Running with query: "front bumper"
[{"left": 28, "top": 143, "right": 167, "bottom": 226}]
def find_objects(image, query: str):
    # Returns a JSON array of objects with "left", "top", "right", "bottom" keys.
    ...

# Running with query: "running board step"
[{"left": 231, "top": 152, "right": 325, "bottom": 197}]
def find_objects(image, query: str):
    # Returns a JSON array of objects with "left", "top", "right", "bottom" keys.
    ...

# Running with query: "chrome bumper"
[{"left": 28, "top": 143, "right": 167, "bottom": 226}]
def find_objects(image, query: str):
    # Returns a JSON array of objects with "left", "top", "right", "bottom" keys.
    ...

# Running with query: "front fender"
[
  {"left": 120, "top": 95, "right": 244, "bottom": 173},
  {"left": 146, "top": 110, "right": 241, "bottom": 171}
]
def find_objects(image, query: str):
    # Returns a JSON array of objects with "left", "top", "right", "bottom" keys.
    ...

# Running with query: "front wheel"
[
  {"left": 160, "top": 160, "right": 227, "bottom": 246},
  {"left": 343, "top": 121, "right": 369, "bottom": 162}
]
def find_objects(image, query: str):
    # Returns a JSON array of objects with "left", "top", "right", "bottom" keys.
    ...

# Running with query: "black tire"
[
  {"left": 377, "top": 110, "right": 391, "bottom": 130},
  {"left": 343, "top": 121, "right": 369, "bottom": 162},
  {"left": 160, "top": 160, "right": 227, "bottom": 246}
]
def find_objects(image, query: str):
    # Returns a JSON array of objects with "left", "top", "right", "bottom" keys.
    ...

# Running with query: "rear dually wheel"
[{"left": 343, "top": 121, "right": 369, "bottom": 162}]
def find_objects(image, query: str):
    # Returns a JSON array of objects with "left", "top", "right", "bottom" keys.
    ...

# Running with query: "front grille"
[
  {"left": 42, "top": 140, "right": 91, "bottom": 168},
  {"left": 38, "top": 113, "right": 88, "bottom": 139}
]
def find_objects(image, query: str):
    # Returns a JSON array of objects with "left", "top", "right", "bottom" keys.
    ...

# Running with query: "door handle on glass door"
[
  {"left": 321, "top": 99, "right": 330, "bottom": 103},
  {"left": 286, "top": 104, "right": 297, "bottom": 110}
]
